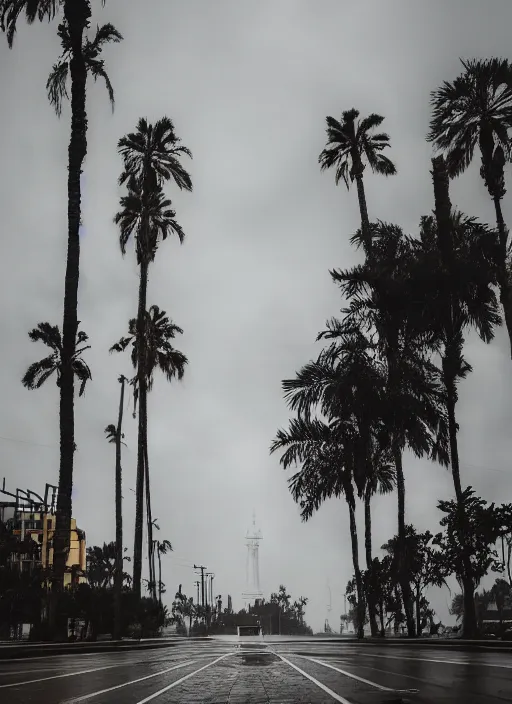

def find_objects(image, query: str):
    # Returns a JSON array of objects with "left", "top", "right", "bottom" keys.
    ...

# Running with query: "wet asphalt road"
[{"left": 1, "top": 638, "right": 511, "bottom": 703}]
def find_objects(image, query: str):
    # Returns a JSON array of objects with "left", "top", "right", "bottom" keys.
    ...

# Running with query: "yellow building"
[{"left": 13, "top": 511, "right": 87, "bottom": 587}]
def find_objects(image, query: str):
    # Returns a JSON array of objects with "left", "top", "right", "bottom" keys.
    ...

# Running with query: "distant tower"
[
  {"left": 242, "top": 512, "right": 263, "bottom": 606},
  {"left": 325, "top": 580, "right": 332, "bottom": 633}
]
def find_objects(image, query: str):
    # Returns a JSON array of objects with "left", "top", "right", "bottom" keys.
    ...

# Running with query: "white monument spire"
[{"left": 242, "top": 512, "right": 263, "bottom": 606}]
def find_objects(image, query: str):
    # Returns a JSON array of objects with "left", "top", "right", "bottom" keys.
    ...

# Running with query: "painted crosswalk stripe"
[
  {"left": 272, "top": 652, "right": 354, "bottom": 703},
  {"left": 134, "top": 654, "right": 231, "bottom": 704},
  {"left": 65, "top": 660, "right": 196, "bottom": 702},
  {"left": 0, "top": 664, "right": 120, "bottom": 689}
]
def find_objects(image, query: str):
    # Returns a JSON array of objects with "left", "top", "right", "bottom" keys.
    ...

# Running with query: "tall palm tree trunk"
[
  {"left": 363, "top": 489, "right": 379, "bottom": 637},
  {"left": 143, "top": 429, "right": 156, "bottom": 600},
  {"left": 507, "top": 540, "right": 512, "bottom": 588},
  {"left": 133, "top": 260, "right": 149, "bottom": 599},
  {"left": 52, "top": 2, "right": 89, "bottom": 638},
  {"left": 392, "top": 446, "right": 416, "bottom": 637},
  {"left": 355, "top": 174, "right": 370, "bottom": 246},
  {"left": 415, "top": 584, "right": 422, "bottom": 636},
  {"left": 158, "top": 548, "right": 163, "bottom": 605},
  {"left": 444, "top": 366, "right": 477, "bottom": 637},
  {"left": 384, "top": 332, "right": 415, "bottom": 638},
  {"left": 346, "top": 492, "right": 365, "bottom": 639},
  {"left": 493, "top": 196, "right": 512, "bottom": 357},
  {"left": 113, "top": 375, "right": 126, "bottom": 640},
  {"left": 432, "top": 156, "right": 477, "bottom": 638}
]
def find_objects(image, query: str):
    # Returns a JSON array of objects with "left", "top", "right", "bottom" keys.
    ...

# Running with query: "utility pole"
[
  {"left": 194, "top": 581, "right": 200, "bottom": 606},
  {"left": 194, "top": 565, "right": 206, "bottom": 608}
]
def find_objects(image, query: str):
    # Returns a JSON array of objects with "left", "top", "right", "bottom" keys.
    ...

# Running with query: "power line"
[
  {"left": 459, "top": 460, "right": 511, "bottom": 475},
  {"left": 0, "top": 434, "right": 55, "bottom": 449},
  {"left": 423, "top": 456, "right": 511, "bottom": 476}
]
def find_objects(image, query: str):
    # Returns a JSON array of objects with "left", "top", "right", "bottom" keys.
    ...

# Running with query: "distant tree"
[
  {"left": 86, "top": 543, "right": 117, "bottom": 589},
  {"left": 491, "top": 578, "right": 512, "bottom": 632},
  {"left": 449, "top": 593, "right": 464, "bottom": 623},
  {"left": 154, "top": 539, "right": 173, "bottom": 606},
  {"left": 382, "top": 526, "right": 448, "bottom": 635},
  {"left": 434, "top": 488, "right": 505, "bottom": 636}
]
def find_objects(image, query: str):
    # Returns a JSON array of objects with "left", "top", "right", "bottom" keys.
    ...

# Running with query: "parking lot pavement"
[{"left": 1, "top": 638, "right": 511, "bottom": 703}]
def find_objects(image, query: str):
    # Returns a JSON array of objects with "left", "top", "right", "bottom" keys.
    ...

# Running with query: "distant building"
[
  {"left": 11, "top": 510, "right": 87, "bottom": 587},
  {"left": 482, "top": 599, "right": 512, "bottom": 625}
]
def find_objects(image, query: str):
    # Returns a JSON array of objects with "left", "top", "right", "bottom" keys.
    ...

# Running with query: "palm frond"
[
  {"left": 46, "top": 57, "right": 68, "bottom": 116},
  {"left": 104, "top": 424, "right": 116, "bottom": 443},
  {"left": 22, "top": 354, "right": 58, "bottom": 390},
  {"left": 0, "top": 0, "right": 58, "bottom": 48}
]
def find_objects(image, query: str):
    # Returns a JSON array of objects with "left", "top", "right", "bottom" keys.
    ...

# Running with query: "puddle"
[{"left": 237, "top": 652, "right": 278, "bottom": 667}]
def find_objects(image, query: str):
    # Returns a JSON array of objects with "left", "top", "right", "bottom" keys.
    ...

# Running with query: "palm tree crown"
[
  {"left": 110, "top": 305, "right": 187, "bottom": 390},
  {"left": 428, "top": 58, "right": 512, "bottom": 190},
  {"left": 46, "top": 18, "right": 122, "bottom": 116},
  {"left": 319, "top": 109, "right": 396, "bottom": 187},
  {"left": 118, "top": 117, "right": 193, "bottom": 191},
  {"left": 22, "top": 322, "right": 92, "bottom": 396},
  {"left": 115, "top": 177, "right": 185, "bottom": 264}
]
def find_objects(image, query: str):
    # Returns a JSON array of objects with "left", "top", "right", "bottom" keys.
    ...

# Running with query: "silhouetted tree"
[
  {"left": 429, "top": 58, "right": 512, "bottom": 355},
  {"left": 319, "top": 108, "right": 396, "bottom": 251},
  {"left": 114, "top": 117, "right": 191, "bottom": 598}
]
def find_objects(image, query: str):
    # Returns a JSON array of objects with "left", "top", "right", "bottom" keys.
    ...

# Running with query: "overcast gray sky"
[{"left": 1, "top": 0, "right": 512, "bottom": 633}]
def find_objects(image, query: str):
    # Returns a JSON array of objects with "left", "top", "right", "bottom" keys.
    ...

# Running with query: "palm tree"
[
  {"left": 115, "top": 117, "right": 192, "bottom": 599},
  {"left": 22, "top": 322, "right": 92, "bottom": 395},
  {"left": 428, "top": 58, "right": 512, "bottom": 356},
  {"left": 86, "top": 542, "right": 116, "bottom": 589},
  {"left": 361, "top": 436, "right": 395, "bottom": 637},
  {"left": 272, "top": 331, "right": 388, "bottom": 639},
  {"left": 330, "top": 222, "right": 450, "bottom": 637},
  {"left": 412, "top": 156, "right": 501, "bottom": 637},
  {"left": 1, "top": 0, "right": 121, "bottom": 602},
  {"left": 183, "top": 596, "right": 195, "bottom": 635},
  {"left": 111, "top": 304, "right": 187, "bottom": 598},
  {"left": 104, "top": 374, "right": 127, "bottom": 640},
  {"left": 319, "top": 109, "right": 396, "bottom": 251},
  {"left": 154, "top": 539, "right": 173, "bottom": 606},
  {"left": 271, "top": 417, "right": 366, "bottom": 638}
]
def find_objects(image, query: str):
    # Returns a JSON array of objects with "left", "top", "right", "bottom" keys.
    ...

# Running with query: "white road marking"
[
  {"left": 272, "top": 652, "right": 353, "bottom": 703},
  {"left": 0, "top": 667, "right": 87, "bottom": 676},
  {"left": 65, "top": 659, "right": 196, "bottom": 703},
  {"left": 301, "top": 656, "right": 392, "bottom": 691},
  {"left": 134, "top": 653, "right": 232, "bottom": 704},
  {"left": 0, "top": 664, "right": 120, "bottom": 689},
  {"left": 0, "top": 652, "right": 111, "bottom": 663},
  {"left": 303, "top": 657, "right": 420, "bottom": 694},
  {"left": 350, "top": 651, "right": 512, "bottom": 670}
]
